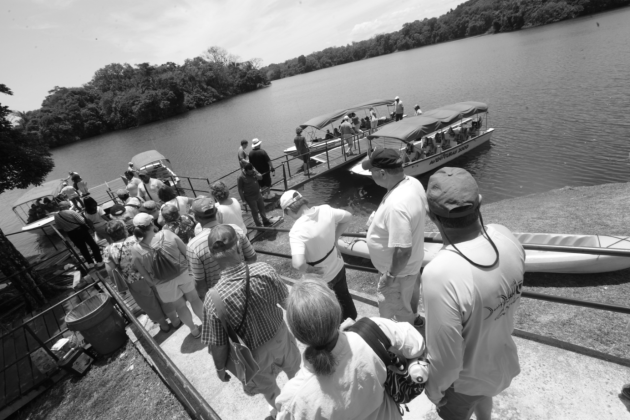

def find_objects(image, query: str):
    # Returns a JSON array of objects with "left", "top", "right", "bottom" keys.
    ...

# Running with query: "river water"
[{"left": 2, "top": 7, "right": 630, "bottom": 256}]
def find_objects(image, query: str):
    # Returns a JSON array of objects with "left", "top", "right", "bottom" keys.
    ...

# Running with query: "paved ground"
[{"left": 149, "top": 287, "right": 630, "bottom": 420}]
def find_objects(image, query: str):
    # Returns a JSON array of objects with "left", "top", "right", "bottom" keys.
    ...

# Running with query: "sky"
[{"left": 0, "top": 0, "right": 464, "bottom": 112}]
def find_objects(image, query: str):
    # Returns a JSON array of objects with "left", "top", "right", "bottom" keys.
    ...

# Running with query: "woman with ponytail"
[{"left": 276, "top": 279, "right": 425, "bottom": 420}]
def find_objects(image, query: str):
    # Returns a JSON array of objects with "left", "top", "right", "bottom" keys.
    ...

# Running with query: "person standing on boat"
[
  {"left": 187, "top": 197, "right": 256, "bottom": 298},
  {"left": 238, "top": 163, "right": 273, "bottom": 227},
  {"left": 248, "top": 138, "right": 275, "bottom": 199},
  {"left": 422, "top": 168, "right": 525, "bottom": 420},
  {"left": 60, "top": 182, "right": 83, "bottom": 209},
  {"left": 201, "top": 225, "right": 301, "bottom": 420},
  {"left": 137, "top": 170, "right": 165, "bottom": 203},
  {"left": 294, "top": 127, "right": 312, "bottom": 176},
  {"left": 340, "top": 116, "right": 355, "bottom": 156},
  {"left": 54, "top": 201, "right": 103, "bottom": 269},
  {"left": 363, "top": 148, "right": 426, "bottom": 327},
  {"left": 238, "top": 139, "right": 249, "bottom": 170},
  {"left": 280, "top": 190, "right": 358, "bottom": 322},
  {"left": 124, "top": 170, "right": 143, "bottom": 197},
  {"left": 369, "top": 107, "right": 379, "bottom": 132},
  {"left": 351, "top": 113, "right": 362, "bottom": 134},
  {"left": 394, "top": 96, "right": 404, "bottom": 121},
  {"left": 414, "top": 104, "right": 422, "bottom": 116},
  {"left": 71, "top": 174, "right": 89, "bottom": 198}
]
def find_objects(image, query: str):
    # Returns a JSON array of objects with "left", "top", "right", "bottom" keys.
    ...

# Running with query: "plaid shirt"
[
  {"left": 187, "top": 223, "right": 256, "bottom": 290},
  {"left": 201, "top": 262, "right": 288, "bottom": 349}
]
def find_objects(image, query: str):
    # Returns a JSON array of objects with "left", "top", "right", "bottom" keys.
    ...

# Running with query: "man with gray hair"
[
  {"left": 422, "top": 167, "right": 525, "bottom": 420},
  {"left": 201, "top": 225, "right": 300, "bottom": 419},
  {"left": 364, "top": 148, "right": 427, "bottom": 327}
]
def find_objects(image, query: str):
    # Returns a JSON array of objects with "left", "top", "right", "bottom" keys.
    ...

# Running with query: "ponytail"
[
  {"left": 133, "top": 224, "right": 152, "bottom": 240},
  {"left": 304, "top": 334, "right": 338, "bottom": 376}
]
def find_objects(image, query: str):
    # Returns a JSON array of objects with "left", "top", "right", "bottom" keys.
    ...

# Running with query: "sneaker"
[{"left": 263, "top": 220, "right": 273, "bottom": 227}]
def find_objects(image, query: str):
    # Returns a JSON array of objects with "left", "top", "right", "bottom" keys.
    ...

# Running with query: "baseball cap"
[
  {"left": 133, "top": 212, "right": 154, "bottom": 227},
  {"left": 427, "top": 167, "right": 480, "bottom": 218},
  {"left": 191, "top": 197, "right": 217, "bottom": 218},
  {"left": 140, "top": 200, "right": 157, "bottom": 212},
  {"left": 395, "top": 96, "right": 400, "bottom": 100},
  {"left": 109, "top": 204, "right": 126, "bottom": 217},
  {"left": 138, "top": 170, "right": 148, "bottom": 177},
  {"left": 208, "top": 224, "right": 238, "bottom": 253},
  {"left": 280, "top": 190, "right": 302, "bottom": 211},
  {"left": 361, "top": 148, "right": 403, "bottom": 170},
  {"left": 116, "top": 188, "right": 128, "bottom": 197},
  {"left": 252, "top": 138, "right": 262, "bottom": 148}
]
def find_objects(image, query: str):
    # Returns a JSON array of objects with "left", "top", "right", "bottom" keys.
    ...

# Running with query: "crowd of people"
[{"left": 50, "top": 138, "right": 524, "bottom": 419}]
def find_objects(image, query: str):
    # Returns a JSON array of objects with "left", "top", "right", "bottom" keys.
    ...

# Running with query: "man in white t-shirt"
[
  {"left": 281, "top": 190, "right": 357, "bottom": 322},
  {"left": 364, "top": 148, "right": 427, "bottom": 325},
  {"left": 422, "top": 167, "right": 525, "bottom": 420},
  {"left": 137, "top": 170, "right": 165, "bottom": 203}
]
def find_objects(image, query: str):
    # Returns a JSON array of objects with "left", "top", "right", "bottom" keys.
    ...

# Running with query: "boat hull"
[
  {"left": 350, "top": 129, "right": 494, "bottom": 178},
  {"left": 338, "top": 232, "right": 630, "bottom": 274}
]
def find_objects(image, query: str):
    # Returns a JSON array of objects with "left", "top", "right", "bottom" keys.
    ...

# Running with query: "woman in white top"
[
  {"left": 130, "top": 213, "right": 203, "bottom": 338},
  {"left": 210, "top": 181, "right": 248, "bottom": 234},
  {"left": 414, "top": 104, "right": 423, "bottom": 116},
  {"left": 157, "top": 185, "right": 195, "bottom": 226},
  {"left": 369, "top": 107, "right": 378, "bottom": 132},
  {"left": 281, "top": 190, "right": 357, "bottom": 322},
  {"left": 276, "top": 280, "right": 425, "bottom": 420}
]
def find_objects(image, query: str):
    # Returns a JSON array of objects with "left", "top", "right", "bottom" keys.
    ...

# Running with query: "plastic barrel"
[{"left": 65, "top": 293, "right": 127, "bottom": 355}]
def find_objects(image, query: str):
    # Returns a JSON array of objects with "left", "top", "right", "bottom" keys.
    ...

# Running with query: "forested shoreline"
[
  {"left": 12, "top": 47, "right": 269, "bottom": 148},
  {"left": 262, "top": 0, "right": 630, "bottom": 80}
]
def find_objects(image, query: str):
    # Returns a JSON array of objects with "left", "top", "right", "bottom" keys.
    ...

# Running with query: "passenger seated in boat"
[
  {"left": 334, "top": 127, "right": 341, "bottom": 137},
  {"left": 423, "top": 137, "right": 436, "bottom": 157},
  {"left": 325, "top": 130, "right": 334, "bottom": 140},
  {"left": 402, "top": 143, "right": 422, "bottom": 164}
]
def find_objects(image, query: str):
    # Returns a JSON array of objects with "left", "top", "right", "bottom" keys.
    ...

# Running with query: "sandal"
[{"left": 159, "top": 324, "right": 171, "bottom": 333}]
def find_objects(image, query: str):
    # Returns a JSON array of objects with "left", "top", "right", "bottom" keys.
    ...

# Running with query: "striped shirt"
[
  {"left": 187, "top": 224, "right": 255, "bottom": 290},
  {"left": 53, "top": 210, "right": 86, "bottom": 232},
  {"left": 201, "top": 262, "right": 288, "bottom": 349}
]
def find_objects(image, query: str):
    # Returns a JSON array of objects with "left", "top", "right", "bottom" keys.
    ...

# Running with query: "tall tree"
[{"left": 0, "top": 84, "right": 55, "bottom": 310}]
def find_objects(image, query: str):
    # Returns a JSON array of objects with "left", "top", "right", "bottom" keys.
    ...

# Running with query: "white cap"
[
  {"left": 252, "top": 138, "right": 262, "bottom": 148},
  {"left": 133, "top": 213, "right": 154, "bottom": 227},
  {"left": 395, "top": 96, "right": 399, "bottom": 100},
  {"left": 280, "top": 190, "right": 302, "bottom": 211},
  {"left": 343, "top": 115, "right": 350, "bottom": 121}
]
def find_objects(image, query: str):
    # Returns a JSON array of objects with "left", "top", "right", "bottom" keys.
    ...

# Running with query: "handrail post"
[
  {"left": 358, "top": 133, "right": 362, "bottom": 154},
  {"left": 188, "top": 178, "right": 197, "bottom": 197},
  {"left": 41, "top": 227, "right": 57, "bottom": 251},
  {"left": 325, "top": 143, "right": 330, "bottom": 170},
  {"left": 285, "top": 155, "right": 292, "bottom": 178},
  {"left": 282, "top": 163, "right": 288, "bottom": 190}
]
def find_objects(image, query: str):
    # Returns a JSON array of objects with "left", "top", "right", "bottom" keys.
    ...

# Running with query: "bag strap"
[
  {"left": 236, "top": 265, "right": 250, "bottom": 334},
  {"left": 307, "top": 244, "right": 336, "bottom": 267},
  {"left": 209, "top": 288, "right": 241, "bottom": 344},
  {"left": 346, "top": 318, "right": 394, "bottom": 366}
]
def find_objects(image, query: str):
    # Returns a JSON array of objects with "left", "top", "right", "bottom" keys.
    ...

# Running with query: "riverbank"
[{"left": 255, "top": 181, "right": 630, "bottom": 359}]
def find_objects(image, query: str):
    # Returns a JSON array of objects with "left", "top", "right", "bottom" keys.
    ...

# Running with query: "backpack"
[
  {"left": 149, "top": 234, "right": 181, "bottom": 282},
  {"left": 163, "top": 214, "right": 196, "bottom": 244}
]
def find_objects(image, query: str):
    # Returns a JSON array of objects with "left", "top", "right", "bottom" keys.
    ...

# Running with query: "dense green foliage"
[
  {"left": 14, "top": 47, "right": 269, "bottom": 148},
  {"left": 262, "top": 0, "right": 629, "bottom": 80},
  {"left": 0, "top": 84, "right": 54, "bottom": 195}
]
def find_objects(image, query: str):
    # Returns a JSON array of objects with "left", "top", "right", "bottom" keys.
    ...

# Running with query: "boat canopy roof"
[
  {"left": 131, "top": 150, "right": 170, "bottom": 169},
  {"left": 367, "top": 101, "right": 487, "bottom": 143},
  {"left": 300, "top": 98, "right": 395, "bottom": 130},
  {"left": 13, "top": 179, "right": 65, "bottom": 208}
]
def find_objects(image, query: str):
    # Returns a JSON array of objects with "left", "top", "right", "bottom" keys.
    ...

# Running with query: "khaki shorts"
[
  {"left": 377, "top": 272, "right": 420, "bottom": 323},
  {"left": 438, "top": 386, "right": 491, "bottom": 420},
  {"left": 155, "top": 271, "right": 196, "bottom": 303}
]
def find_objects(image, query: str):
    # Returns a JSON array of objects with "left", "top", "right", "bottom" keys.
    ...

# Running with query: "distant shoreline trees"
[
  {"left": 261, "top": 0, "right": 630, "bottom": 80},
  {"left": 12, "top": 46, "right": 269, "bottom": 148}
]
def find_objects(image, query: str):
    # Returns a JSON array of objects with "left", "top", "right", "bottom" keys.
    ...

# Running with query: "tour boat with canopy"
[
  {"left": 130, "top": 150, "right": 180, "bottom": 187},
  {"left": 12, "top": 179, "right": 66, "bottom": 233},
  {"left": 283, "top": 98, "right": 397, "bottom": 156},
  {"left": 349, "top": 101, "right": 493, "bottom": 177}
]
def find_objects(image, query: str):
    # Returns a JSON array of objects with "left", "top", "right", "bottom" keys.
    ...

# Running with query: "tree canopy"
[
  {"left": 0, "top": 84, "right": 54, "bottom": 195},
  {"left": 13, "top": 47, "right": 269, "bottom": 148},
  {"left": 262, "top": 0, "right": 629, "bottom": 80}
]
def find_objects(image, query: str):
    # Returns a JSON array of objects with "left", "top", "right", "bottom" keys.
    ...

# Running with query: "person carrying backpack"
[
  {"left": 160, "top": 203, "right": 196, "bottom": 244},
  {"left": 130, "top": 213, "right": 204, "bottom": 338}
]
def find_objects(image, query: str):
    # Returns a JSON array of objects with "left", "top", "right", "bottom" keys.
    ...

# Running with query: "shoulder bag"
[
  {"left": 208, "top": 265, "right": 260, "bottom": 385},
  {"left": 109, "top": 243, "right": 130, "bottom": 293},
  {"left": 346, "top": 318, "right": 425, "bottom": 415}
]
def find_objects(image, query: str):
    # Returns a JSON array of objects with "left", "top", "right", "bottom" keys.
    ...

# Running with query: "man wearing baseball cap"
[
  {"left": 364, "top": 148, "right": 427, "bottom": 327},
  {"left": 422, "top": 167, "right": 525, "bottom": 420},
  {"left": 137, "top": 170, "right": 165, "bottom": 203},
  {"left": 394, "top": 96, "right": 404, "bottom": 121},
  {"left": 201, "top": 225, "right": 300, "bottom": 419},
  {"left": 340, "top": 115, "right": 355, "bottom": 156},
  {"left": 186, "top": 197, "right": 256, "bottom": 299}
]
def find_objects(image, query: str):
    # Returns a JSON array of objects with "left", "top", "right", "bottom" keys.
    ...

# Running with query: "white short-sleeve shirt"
[{"left": 366, "top": 176, "right": 427, "bottom": 276}]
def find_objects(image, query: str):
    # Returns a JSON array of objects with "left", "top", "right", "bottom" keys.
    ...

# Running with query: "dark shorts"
[
  {"left": 300, "top": 153, "right": 310, "bottom": 163},
  {"left": 437, "top": 387, "right": 490, "bottom": 420},
  {"left": 258, "top": 172, "right": 272, "bottom": 188}
]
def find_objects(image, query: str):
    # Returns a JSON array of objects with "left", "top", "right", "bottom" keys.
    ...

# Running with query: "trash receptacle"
[{"left": 66, "top": 293, "right": 127, "bottom": 355}]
